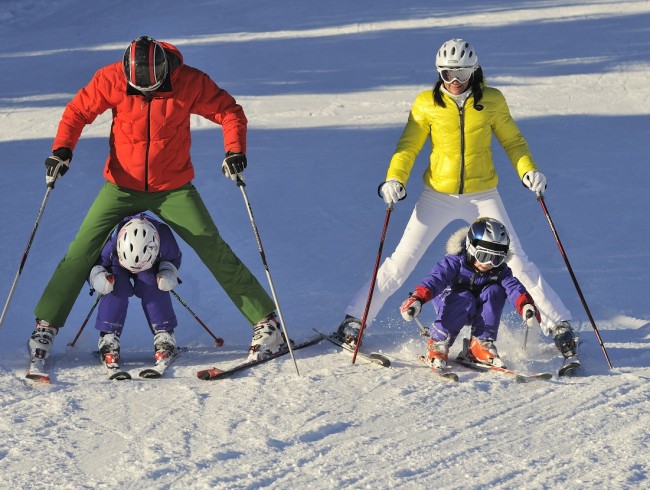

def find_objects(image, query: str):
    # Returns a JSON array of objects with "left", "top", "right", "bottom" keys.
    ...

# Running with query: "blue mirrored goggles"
[{"left": 438, "top": 67, "right": 475, "bottom": 84}]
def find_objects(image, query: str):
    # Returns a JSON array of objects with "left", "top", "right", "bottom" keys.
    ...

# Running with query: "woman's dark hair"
[{"left": 433, "top": 66, "right": 484, "bottom": 108}]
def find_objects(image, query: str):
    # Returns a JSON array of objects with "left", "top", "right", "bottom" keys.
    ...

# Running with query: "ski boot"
[
  {"left": 153, "top": 330, "right": 177, "bottom": 363},
  {"left": 553, "top": 321, "right": 580, "bottom": 375},
  {"left": 552, "top": 321, "right": 578, "bottom": 358},
  {"left": 98, "top": 332, "right": 121, "bottom": 368},
  {"left": 28, "top": 320, "right": 58, "bottom": 361},
  {"left": 335, "top": 315, "right": 361, "bottom": 346},
  {"left": 248, "top": 314, "right": 287, "bottom": 361},
  {"left": 467, "top": 337, "right": 505, "bottom": 368},
  {"left": 425, "top": 339, "right": 449, "bottom": 370}
]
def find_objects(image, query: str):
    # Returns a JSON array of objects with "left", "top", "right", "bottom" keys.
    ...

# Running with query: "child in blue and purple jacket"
[
  {"left": 400, "top": 217, "right": 540, "bottom": 370},
  {"left": 88, "top": 213, "right": 182, "bottom": 367}
]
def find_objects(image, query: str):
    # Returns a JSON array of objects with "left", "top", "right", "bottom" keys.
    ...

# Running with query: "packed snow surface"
[{"left": 1, "top": 1, "right": 649, "bottom": 488}]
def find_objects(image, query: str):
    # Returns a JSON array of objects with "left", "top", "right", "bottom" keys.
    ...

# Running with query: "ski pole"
[
  {"left": 67, "top": 293, "right": 102, "bottom": 347},
  {"left": 352, "top": 203, "right": 393, "bottom": 364},
  {"left": 413, "top": 316, "right": 430, "bottom": 337},
  {"left": 172, "top": 290, "right": 224, "bottom": 347},
  {"left": 0, "top": 185, "right": 55, "bottom": 330},
  {"left": 521, "top": 306, "right": 540, "bottom": 352},
  {"left": 522, "top": 319, "right": 531, "bottom": 352},
  {"left": 537, "top": 194, "right": 613, "bottom": 369},
  {"left": 236, "top": 176, "right": 300, "bottom": 375}
]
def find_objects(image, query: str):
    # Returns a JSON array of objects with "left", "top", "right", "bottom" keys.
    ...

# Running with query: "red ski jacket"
[{"left": 52, "top": 42, "right": 247, "bottom": 192}]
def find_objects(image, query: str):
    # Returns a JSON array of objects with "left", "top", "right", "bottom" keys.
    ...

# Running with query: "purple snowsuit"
[
  {"left": 93, "top": 214, "right": 182, "bottom": 335},
  {"left": 419, "top": 249, "right": 527, "bottom": 345}
]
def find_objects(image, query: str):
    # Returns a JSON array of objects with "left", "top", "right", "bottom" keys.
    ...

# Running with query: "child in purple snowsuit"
[
  {"left": 400, "top": 217, "right": 541, "bottom": 370},
  {"left": 88, "top": 213, "right": 182, "bottom": 366}
]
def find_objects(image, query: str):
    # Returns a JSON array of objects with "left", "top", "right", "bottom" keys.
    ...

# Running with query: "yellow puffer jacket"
[{"left": 386, "top": 86, "right": 537, "bottom": 194}]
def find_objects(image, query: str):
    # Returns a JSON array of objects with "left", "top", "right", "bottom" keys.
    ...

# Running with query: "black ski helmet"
[{"left": 123, "top": 36, "right": 168, "bottom": 92}]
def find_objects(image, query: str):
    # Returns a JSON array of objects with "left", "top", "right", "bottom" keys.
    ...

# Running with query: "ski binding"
[
  {"left": 558, "top": 355, "right": 581, "bottom": 377},
  {"left": 314, "top": 329, "right": 391, "bottom": 367},
  {"left": 419, "top": 356, "right": 459, "bottom": 382},
  {"left": 26, "top": 357, "right": 51, "bottom": 384},
  {"left": 139, "top": 347, "right": 185, "bottom": 379}
]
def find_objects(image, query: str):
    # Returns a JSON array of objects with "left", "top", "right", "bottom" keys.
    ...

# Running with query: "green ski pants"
[{"left": 34, "top": 181, "right": 275, "bottom": 327}]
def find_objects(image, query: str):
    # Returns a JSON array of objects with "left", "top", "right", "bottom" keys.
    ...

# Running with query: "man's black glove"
[
  {"left": 221, "top": 152, "right": 247, "bottom": 181},
  {"left": 45, "top": 147, "right": 73, "bottom": 187}
]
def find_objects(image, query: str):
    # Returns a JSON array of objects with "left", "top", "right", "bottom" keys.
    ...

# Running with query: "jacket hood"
[
  {"left": 159, "top": 41, "right": 184, "bottom": 73},
  {"left": 446, "top": 227, "right": 468, "bottom": 255}
]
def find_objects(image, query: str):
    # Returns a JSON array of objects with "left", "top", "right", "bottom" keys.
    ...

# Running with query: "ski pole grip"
[{"left": 523, "top": 305, "right": 540, "bottom": 329}]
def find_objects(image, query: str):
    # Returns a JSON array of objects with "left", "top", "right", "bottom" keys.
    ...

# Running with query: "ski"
[
  {"left": 558, "top": 355, "right": 581, "bottom": 377},
  {"left": 105, "top": 363, "right": 132, "bottom": 381},
  {"left": 454, "top": 356, "right": 553, "bottom": 383},
  {"left": 419, "top": 355, "right": 459, "bottom": 382},
  {"left": 139, "top": 347, "right": 186, "bottom": 379},
  {"left": 196, "top": 334, "right": 324, "bottom": 381},
  {"left": 314, "top": 329, "right": 391, "bottom": 367},
  {"left": 26, "top": 356, "right": 50, "bottom": 384}
]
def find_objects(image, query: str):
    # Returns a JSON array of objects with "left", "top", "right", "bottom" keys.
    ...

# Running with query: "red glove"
[
  {"left": 400, "top": 296, "right": 421, "bottom": 321},
  {"left": 516, "top": 292, "right": 541, "bottom": 323},
  {"left": 400, "top": 286, "right": 432, "bottom": 321}
]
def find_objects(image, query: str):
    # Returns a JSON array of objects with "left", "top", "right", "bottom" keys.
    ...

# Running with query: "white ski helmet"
[
  {"left": 436, "top": 38, "right": 478, "bottom": 69},
  {"left": 465, "top": 217, "right": 510, "bottom": 267},
  {"left": 116, "top": 217, "right": 160, "bottom": 273}
]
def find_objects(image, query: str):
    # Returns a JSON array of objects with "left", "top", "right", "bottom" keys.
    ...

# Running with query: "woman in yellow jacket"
[{"left": 338, "top": 39, "right": 577, "bottom": 362}]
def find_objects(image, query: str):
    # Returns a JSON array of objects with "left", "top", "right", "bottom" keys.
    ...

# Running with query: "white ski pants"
[{"left": 345, "top": 186, "right": 571, "bottom": 334}]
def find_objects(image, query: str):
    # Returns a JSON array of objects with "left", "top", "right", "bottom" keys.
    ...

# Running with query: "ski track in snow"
[
  {"left": 1, "top": 0, "right": 650, "bottom": 488},
  {"left": 2, "top": 321, "right": 650, "bottom": 489}
]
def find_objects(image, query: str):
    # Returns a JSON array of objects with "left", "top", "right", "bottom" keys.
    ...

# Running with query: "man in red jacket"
[{"left": 29, "top": 36, "right": 286, "bottom": 365}]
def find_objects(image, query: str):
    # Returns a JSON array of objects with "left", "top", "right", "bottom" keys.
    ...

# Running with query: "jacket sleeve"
[
  {"left": 386, "top": 92, "right": 431, "bottom": 185},
  {"left": 418, "top": 255, "right": 461, "bottom": 299},
  {"left": 157, "top": 223, "right": 182, "bottom": 270},
  {"left": 189, "top": 69, "right": 248, "bottom": 154},
  {"left": 490, "top": 90, "right": 538, "bottom": 179},
  {"left": 52, "top": 67, "right": 116, "bottom": 151},
  {"left": 92, "top": 234, "right": 117, "bottom": 272},
  {"left": 499, "top": 266, "right": 529, "bottom": 308}
]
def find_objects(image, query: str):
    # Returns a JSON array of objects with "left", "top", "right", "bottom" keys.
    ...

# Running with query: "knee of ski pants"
[
  {"left": 474, "top": 283, "right": 506, "bottom": 333},
  {"left": 478, "top": 283, "right": 507, "bottom": 305},
  {"left": 435, "top": 290, "right": 478, "bottom": 325}
]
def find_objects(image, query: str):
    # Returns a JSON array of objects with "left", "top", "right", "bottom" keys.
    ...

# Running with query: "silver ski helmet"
[
  {"left": 436, "top": 38, "right": 478, "bottom": 83},
  {"left": 123, "top": 36, "right": 168, "bottom": 92},
  {"left": 466, "top": 217, "right": 509, "bottom": 267},
  {"left": 116, "top": 217, "right": 160, "bottom": 273}
]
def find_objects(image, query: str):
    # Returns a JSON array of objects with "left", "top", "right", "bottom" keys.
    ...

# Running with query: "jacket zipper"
[
  {"left": 458, "top": 99, "right": 468, "bottom": 194},
  {"left": 144, "top": 99, "right": 152, "bottom": 192}
]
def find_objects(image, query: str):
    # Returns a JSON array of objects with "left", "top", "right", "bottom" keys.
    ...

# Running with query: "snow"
[{"left": 1, "top": 0, "right": 649, "bottom": 488}]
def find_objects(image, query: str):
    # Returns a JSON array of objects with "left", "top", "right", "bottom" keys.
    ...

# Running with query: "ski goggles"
[
  {"left": 468, "top": 243, "right": 507, "bottom": 267},
  {"left": 438, "top": 66, "right": 475, "bottom": 84},
  {"left": 473, "top": 249, "right": 506, "bottom": 267}
]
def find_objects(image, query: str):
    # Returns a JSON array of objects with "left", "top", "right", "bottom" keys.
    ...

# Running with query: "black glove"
[
  {"left": 45, "top": 147, "right": 73, "bottom": 187},
  {"left": 221, "top": 152, "right": 247, "bottom": 181}
]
